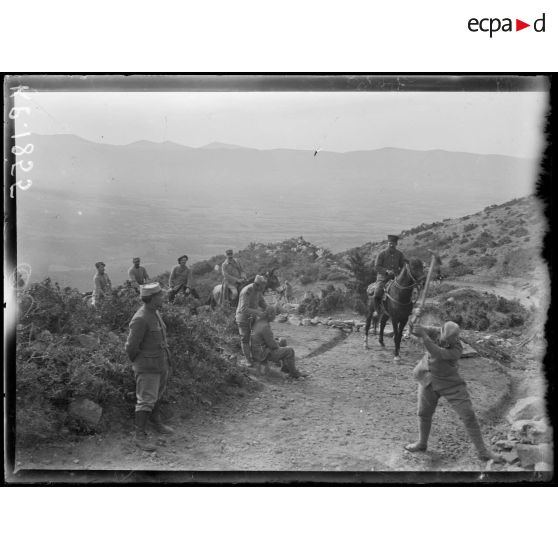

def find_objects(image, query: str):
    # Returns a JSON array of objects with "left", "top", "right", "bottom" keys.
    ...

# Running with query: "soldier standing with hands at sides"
[
  {"left": 128, "top": 257, "right": 150, "bottom": 288},
  {"left": 92, "top": 261, "right": 112, "bottom": 306},
  {"left": 235, "top": 275, "right": 268, "bottom": 366},
  {"left": 406, "top": 319, "right": 502, "bottom": 462},
  {"left": 372, "top": 234, "right": 406, "bottom": 316},
  {"left": 125, "top": 282, "right": 174, "bottom": 451}
]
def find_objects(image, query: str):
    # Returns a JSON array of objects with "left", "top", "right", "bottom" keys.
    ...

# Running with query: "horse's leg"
[
  {"left": 378, "top": 314, "right": 388, "bottom": 347},
  {"left": 393, "top": 317, "right": 409, "bottom": 362},
  {"left": 364, "top": 301, "right": 374, "bottom": 349}
]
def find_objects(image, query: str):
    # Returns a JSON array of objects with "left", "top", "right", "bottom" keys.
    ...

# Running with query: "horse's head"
[{"left": 406, "top": 258, "right": 426, "bottom": 286}]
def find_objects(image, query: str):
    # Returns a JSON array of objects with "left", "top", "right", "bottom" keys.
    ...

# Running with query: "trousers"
[
  {"left": 135, "top": 369, "right": 169, "bottom": 413},
  {"left": 417, "top": 382, "right": 476, "bottom": 426}
]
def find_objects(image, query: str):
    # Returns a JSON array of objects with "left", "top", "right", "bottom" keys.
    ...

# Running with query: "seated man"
[
  {"left": 169, "top": 255, "right": 200, "bottom": 303},
  {"left": 128, "top": 257, "right": 150, "bottom": 288},
  {"left": 250, "top": 307, "right": 306, "bottom": 379},
  {"left": 406, "top": 321, "right": 502, "bottom": 462}
]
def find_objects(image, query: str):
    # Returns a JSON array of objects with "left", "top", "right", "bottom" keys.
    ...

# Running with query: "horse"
[
  {"left": 363, "top": 258, "right": 426, "bottom": 362},
  {"left": 207, "top": 269, "right": 281, "bottom": 309}
]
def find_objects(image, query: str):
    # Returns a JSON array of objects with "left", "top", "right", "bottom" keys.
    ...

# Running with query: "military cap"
[
  {"left": 132, "top": 257, "right": 140, "bottom": 262},
  {"left": 177, "top": 255, "right": 188, "bottom": 263},
  {"left": 140, "top": 282, "right": 162, "bottom": 297},
  {"left": 95, "top": 261, "right": 105, "bottom": 269},
  {"left": 225, "top": 249, "right": 234, "bottom": 256},
  {"left": 443, "top": 321, "right": 460, "bottom": 339},
  {"left": 387, "top": 235, "right": 399, "bottom": 243}
]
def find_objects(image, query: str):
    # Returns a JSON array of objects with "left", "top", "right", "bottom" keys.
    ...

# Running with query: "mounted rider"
[
  {"left": 372, "top": 234, "right": 407, "bottom": 316},
  {"left": 221, "top": 249, "right": 246, "bottom": 303}
]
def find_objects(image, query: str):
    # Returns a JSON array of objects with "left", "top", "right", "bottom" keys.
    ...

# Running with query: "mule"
[
  {"left": 363, "top": 258, "right": 426, "bottom": 362},
  {"left": 207, "top": 269, "right": 280, "bottom": 309}
]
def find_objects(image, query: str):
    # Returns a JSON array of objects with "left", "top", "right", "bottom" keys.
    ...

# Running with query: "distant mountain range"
[{"left": 16, "top": 134, "right": 538, "bottom": 290}]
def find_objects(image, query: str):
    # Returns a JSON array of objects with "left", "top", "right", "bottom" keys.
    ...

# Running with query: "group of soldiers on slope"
[{"left": 101, "top": 239, "right": 501, "bottom": 462}]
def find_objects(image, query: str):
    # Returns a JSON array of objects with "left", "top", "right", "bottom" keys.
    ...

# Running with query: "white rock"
[
  {"left": 301, "top": 318, "right": 312, "bottom": 326},
  {"left": 516, "top": 443, "right": 553, "bottom": 468},
  {"left": 507, "top": 396, "right": 546, "bottom": 423},
  {"left": 76, "top": 334, "right": 100, "bottom": 349},
  {"left": 534, "top": 462, "right": 553, "bottom": 472}
]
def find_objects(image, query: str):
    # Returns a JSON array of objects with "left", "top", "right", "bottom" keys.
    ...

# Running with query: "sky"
[{"left": 19, "top": 90, "right": 548, "bottom": 158}]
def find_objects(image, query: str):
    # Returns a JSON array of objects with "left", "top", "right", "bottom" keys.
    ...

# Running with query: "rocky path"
[{"left": 16, "top": 320, "right": 513, "bottom": 475}]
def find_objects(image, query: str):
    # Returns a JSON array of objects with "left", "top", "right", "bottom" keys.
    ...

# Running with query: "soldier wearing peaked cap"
[
  {"left": 125, "top": 282, "right": 174, "bottom": 450},
  {"left": 405, "top": 320, "right": 502, "bottom": 462},
  {"left": 372, "top": 234, "right": 407, "bottom": 316}
]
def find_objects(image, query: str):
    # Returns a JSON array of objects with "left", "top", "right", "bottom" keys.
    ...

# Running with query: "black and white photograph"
[{"left": 4, "top": 74, "right": 553, "bottom": 483}]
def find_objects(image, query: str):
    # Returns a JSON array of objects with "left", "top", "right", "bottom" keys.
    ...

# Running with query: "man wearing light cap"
[
  {"left": 92, "top": 261, "right": 112, "bottom": 306},
  {"left": 250, "top": 306, "right": 305, "bottom": 379},
  {"left": 128, "top": 257, "right": 150, "bottom": 287},
  {"left": 221, "top": 249, "right": 245, "bottom": 303},
  {"left": 169, "top": 255, "right": 199, "bottom": 304},
  {"left": 235, "top": 275, "right": 268, "bottom": 366},
  {"left": 372, "top": 234, "right": 406, "bottom": 316},
  {"left": 125, "top": 282, "right": 174, "bottom": 450},
  {"left": 406, "top": 321, "right": 502, "bottom": 462}
]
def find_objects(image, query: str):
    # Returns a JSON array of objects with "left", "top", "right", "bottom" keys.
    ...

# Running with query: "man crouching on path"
[
  {"left": 251, "top": 307, "right": 306, "bottom": 379},
  {"left": 406, "top": 321, "right": 502, "bottom": 463},
  {"left": 125, "top": 282, "right": 174, "bottom": 451}
]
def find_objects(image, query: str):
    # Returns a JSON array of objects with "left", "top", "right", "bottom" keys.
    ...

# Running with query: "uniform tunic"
[
  {"left": 374, "top": 247, "right": 406, "bottom": 281},
  {"left": 236, "top": 283, "right": 267, "bottom": 324},
  {"left": 414, "top": 326, "right": 475, "bottom": 425},
  {"left": 169, "top": 264, "right": 193, "bottom": 289},
  {"left": 128, "top": 265, "right": 149, "bottom": 285},
  {"left": 222, "top": 259, "right": 243, "bottom": 287},
  {"left": 93, "top": 272, "right": 112, "bottom": 303}
]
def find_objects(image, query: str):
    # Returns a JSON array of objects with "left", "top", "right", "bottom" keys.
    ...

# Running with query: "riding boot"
[
  {"left": 150, "top": 403, "right": 175, "bottom": 435},
  {"left": 134, "top": 411, "right": 157, "bottom": 451},
  {"left": 463, "top": 414, "right": 502, "bottom": 462},
  {"left": 405, "top": 417, "right": 431, "bottom": 452}
]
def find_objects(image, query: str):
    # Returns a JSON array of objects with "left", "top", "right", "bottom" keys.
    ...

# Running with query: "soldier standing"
[
  {"left": 125, "top": 282, "right": 174, "bottom": 451},
  {"left": 235, "top": 275, "right": 268, "bottom": 366},
  {"left": 406, "top": 321, "right": 502, "bottom": 462},
  {"left": 92, "top": 261, "right": 112, "bottom": 306}
]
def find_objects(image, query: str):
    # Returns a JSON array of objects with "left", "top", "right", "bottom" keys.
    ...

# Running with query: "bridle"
[{"left": 385, "top": 262, "right": 425, "bottom": 307}]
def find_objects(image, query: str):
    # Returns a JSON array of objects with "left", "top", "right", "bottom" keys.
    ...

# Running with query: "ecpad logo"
[{"left": 468, "top": 13, "right": 546, "bottom": 37}]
